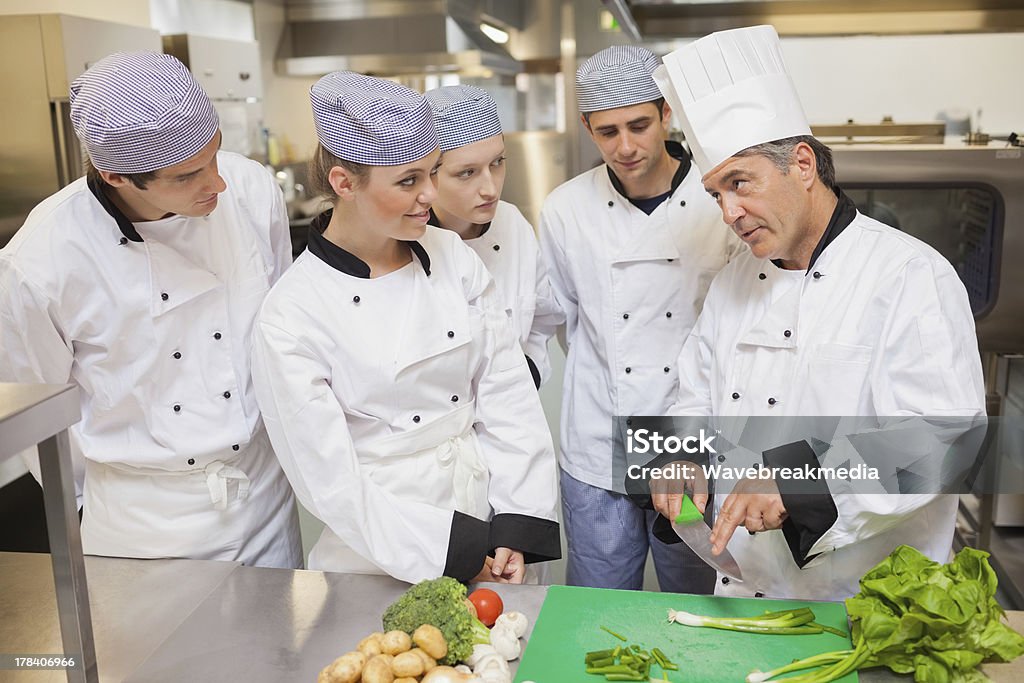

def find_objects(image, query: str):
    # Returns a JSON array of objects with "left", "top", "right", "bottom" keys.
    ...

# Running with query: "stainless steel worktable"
[{"left": 2, "top": 551, "right": 1021, "bottom": 682}]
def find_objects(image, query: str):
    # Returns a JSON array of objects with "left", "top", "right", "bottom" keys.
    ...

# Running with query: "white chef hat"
[
  {"left": 310, "top": 72, "right": 438, "bottom": 166},
  {"left": 425, "top": 85, "right": 503, "bottom": 152},
  {"left": 656, "top": 25, "right": 811, "bottom": 175},
  {"left": 69, "top": 52, "right": 219, "bottom": 174},
  {"left": 576, "top": 45, "right": 663, "bottom": 114}
]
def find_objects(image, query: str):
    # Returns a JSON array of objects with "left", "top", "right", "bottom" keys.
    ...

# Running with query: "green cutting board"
[{"left": 514, "top": 585, "right": 857, "bottom": 683}]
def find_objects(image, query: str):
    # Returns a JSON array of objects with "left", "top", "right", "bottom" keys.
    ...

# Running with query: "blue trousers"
[{"left": 560, "top": 468, "right": 716, "bottom": 593}]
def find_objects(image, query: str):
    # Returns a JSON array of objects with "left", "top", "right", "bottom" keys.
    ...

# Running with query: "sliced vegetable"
[
  {"left": 468, "top": 589, "right": 504, "bottom": 627},
  {"left": 600, "top": 625, "right": 628, "bottom": 641},
  {"left": 583, "top": 630, "right": 678, "bottom": 681}
]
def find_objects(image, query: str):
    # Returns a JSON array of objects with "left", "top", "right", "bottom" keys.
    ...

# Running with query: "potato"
[
  {"left": 380, "top": 629, "right": 412, "bottom": 655},
  {"left": 358, "top": 632, "right": 384, "bottom": 658},
  {"left": 412, "top": 624, "right": 447, "bottom": 661},
  {"left": 362, "top": 654, "right": 395, "bottom": 683},
  {"left": 410, "top": 647, "right": 436, "bottom": 673},
  {"left": 317, "top": 650, "right": 365, "bottom": 683},
  {"left": 391, "top": 650, "right": 424, "bottom": 678},
  {"left": 395, "top": 678, "right": 418, "bottom": 683}
]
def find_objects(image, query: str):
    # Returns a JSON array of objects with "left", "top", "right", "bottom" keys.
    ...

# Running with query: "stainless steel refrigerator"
[{"left": 0, "top": 14, "right": 161, "bottom": 247}]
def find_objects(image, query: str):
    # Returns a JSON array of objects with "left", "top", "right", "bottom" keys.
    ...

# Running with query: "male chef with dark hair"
[
  {"left": 650, "top": 25, "right": 985, "bottom": 599},
  {"left": 0, "top": 52, "right": 301, "bottom": 567}
]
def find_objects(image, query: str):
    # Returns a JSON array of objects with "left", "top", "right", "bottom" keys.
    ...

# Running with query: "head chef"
[
  {"left": 651, "top": 26, "right": 985, "bottom": 601},
  {"left": 0, "top": 52, "right": 301, "bottom": 568}
]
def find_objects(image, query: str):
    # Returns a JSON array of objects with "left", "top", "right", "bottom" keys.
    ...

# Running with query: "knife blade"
[{"left": 672, "top": 495, "right": 744, "bottom": 582}]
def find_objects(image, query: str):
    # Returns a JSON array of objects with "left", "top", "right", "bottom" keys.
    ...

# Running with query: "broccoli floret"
[{"left": 381, "top": 576, "right": 491, "bottom": 665}]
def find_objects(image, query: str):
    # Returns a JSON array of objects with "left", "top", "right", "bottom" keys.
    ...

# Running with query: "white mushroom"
[
  {"left": 464, "top": 643, "right": 499, "bottom": 668},
  {"left": 493, "top": 611, "right": 529, "bottom": 639},
  {"left": 488, "top": 623, "right": 521, "bottom": 661}
]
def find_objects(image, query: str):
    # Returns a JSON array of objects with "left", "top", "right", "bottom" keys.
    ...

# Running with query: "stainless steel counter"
[{"left": 2, "top": 551, "right": 1021, "bottom": 682}]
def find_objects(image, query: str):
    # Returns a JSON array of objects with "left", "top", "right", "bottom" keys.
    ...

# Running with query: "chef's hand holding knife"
[{"left": 652, "top": 463, "right": 788, "bottom": 556}]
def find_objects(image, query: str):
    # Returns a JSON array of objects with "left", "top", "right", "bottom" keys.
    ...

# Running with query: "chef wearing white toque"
[
  {"left": 0, "top": 52, "right": 301, "bottom": 568},
  {"left": 250, "top": 72, "right": 561, "bottom": 584},
  {"left": 424, "top": 85, "right": 564, "bottom": 388},
  {"left": 537, "top": 45, "right": 742, "bottom": 592},
  {"left": 651, "top": 25, "right": 985, "bottom": 600}
]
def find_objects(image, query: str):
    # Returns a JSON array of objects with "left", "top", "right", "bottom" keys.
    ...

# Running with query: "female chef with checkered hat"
[
  {"left": 0, "top": 52, "right": 301, "bottom": 567},
  {"left": 424, "top": 85, "right": 564, "bottom": 388},
  {"left": 250, "top": 72, "right": 560, "bottom": 584}
]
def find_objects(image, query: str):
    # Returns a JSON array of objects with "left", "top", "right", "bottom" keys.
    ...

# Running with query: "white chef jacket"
[
  {"left": 456, "top": 200, "right": 564, "bottom": 386},
  {"left": 670, "top": 193, "right": 986, "bottom": 600},
  {"left": 250, "top": 220, "right": 560, "bottom": 584},
  {"left": 0, "top": 151, "right": 302, "bottom": 568},
  {"left": 538, "top": 143, "right": 743, "bottom": 490}
]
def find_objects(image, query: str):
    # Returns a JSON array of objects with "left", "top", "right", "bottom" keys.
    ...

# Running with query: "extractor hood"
[
  {"left": 603, "top": 0, "right": 1024, "bottom": 38},
  {"left": 278, "top": 0, "right": 522, "bottom": 78}
]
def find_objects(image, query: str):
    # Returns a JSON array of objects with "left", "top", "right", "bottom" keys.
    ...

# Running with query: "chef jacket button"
[
  {"left": 173, "top": 404, "right": 181, "bottom": 412},
  {"left": 665, "top": 311, "right": 672, "bottom": 318},
  {"left": 812, "top": 271, "right": 823, "bottom": 280},
  {"left": 625, "top": 367, "right": 632, "bottom": 374},
  {"left": 173, "top": 351, "right": 181, "bottom": 359},
  {"left": 758, "top": 273, "right": 767, "bottom": 280},
  {"left": 717, "top": 454, "right": 726, "bottom": 463},
  {"left": 607, "top": 201, "right": 614, "bottom": 207},
  {"left": 768, "top": 397, "right": 777, "bottom": 406},
  {"left": 493, "top": 244, "right": 500, "bottom": 251},
  {"left": 447, "top": 330, "right": 455, "bottom": 338},
  {"left": 353, "top": 295, "right": 360, "bottom": 304},
  {"left": 721, "top": 576, "right": 730, "bottom": 585},
  {"left": 754, "top": 592, "right": 765, "bottom": 598},
  {"left": 413, "top": 415, "right": 421, "bottom": 423},
  {"left": 663, "top": 366, "right": 670, "bottom": 373},
  {"left": 732, "top": 392, "right": 740, "bottom": 400},
  {"left": 784, "top": 329, "right": 792, "bottom": 338},
  {"left": 451, "top": 395, "right": 459, "bottom": 402},
  {"left": 232, "top": 444, "right": 240, "bottom": 451},
  {"left": 622, "top": 313, "right": 629, "bottom": 320},
  {"left": 119, "top": 237, "right": 128, "bottom": 246},
  {"left": 161, "top": 292, "right": 169, "bottom": 301},
  {"left": 213, "top": 332, "right": 222, "bottom": 340},
  {"left": 187, "top": 458, "right": 195, "bottom": 466},
  {"left": 223, "top": 391, "right": 231, "bottom": 399},
  {"left": 679, "top": 200, "right": 687, "bottom": 207}
]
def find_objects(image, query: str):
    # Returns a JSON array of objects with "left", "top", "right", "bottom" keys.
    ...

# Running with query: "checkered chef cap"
[
  {"left": 310, "top": 72, "right": 439, "bottom": 165},
  {"left": 424, "top": 85, "right": 503, "bottom": 152},
  {"left": 576, "top": 45, "right": 663, "bottom": 114},
  {"left": 69, "top": 52, "right": 219, "bottom": 174}
]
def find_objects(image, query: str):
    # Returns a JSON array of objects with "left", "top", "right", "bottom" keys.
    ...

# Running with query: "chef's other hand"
[
  {"left": 471, "top": 555, "right": 496, "bottom": 584},
  {"left": 710, "top": 476, "right": 787, "bottom": 555},
  {"left": 651, "top": 460, "right": 708, "bottom": 521},
  {"left": 490, "top": 547, "right": 525, "bottom": 584}
]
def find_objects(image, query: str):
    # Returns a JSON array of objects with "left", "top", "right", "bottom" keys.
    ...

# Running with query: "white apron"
[
  {"left": 308, "top": 401, "right": 490, "bottom": 574},
  {"left": 81, "top": 427, "right": 301, "bottom": 568}
]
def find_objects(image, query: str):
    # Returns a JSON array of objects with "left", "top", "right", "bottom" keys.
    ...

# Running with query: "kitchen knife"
[{"left": 671, "top": 494, "right": 744, "bottom": 582}]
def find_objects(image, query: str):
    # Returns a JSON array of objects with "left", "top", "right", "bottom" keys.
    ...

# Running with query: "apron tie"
[
  {"left": 204, "top": 460, "right": 251, "bottom": 511},
  {"left": 436, "top": 434, "right": 487, "bottom": 515}
]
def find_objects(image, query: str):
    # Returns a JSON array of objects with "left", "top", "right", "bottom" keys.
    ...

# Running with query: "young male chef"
[
  {"left": 651, "top": 25, "right": 986, "bottom": 600},
  {"left": 537, "top": 46, "right": 742, "bottom": 591},
  {"left": 0, "top": 52, "right": 301, "bottom": 568}
]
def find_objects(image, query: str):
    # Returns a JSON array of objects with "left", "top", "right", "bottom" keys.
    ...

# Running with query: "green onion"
[
  {"left": 601, "top": 625, "right": 628, "bottom": 641},
  {"left": 667, "top": 607, "right": 829, "bottom": 635}
]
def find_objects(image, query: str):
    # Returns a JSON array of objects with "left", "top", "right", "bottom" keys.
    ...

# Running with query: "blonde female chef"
[
  {"left": 250, "top": 72, "right": 561, "bottom": 584},
  {"left": 424, "top": 85, "right": 564, "bottom": 387}
]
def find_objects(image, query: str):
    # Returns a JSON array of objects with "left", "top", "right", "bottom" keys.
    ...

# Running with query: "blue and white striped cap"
[
  {"left": 69, "top": 52, "right": 219, "bottom": 174},
  {"left": 424, "top": 85, "right": 503, "bottom": 152},
  {"left": 310, "top": 72, "right": 438, "bottom": 165},
  {"left": 576, "top": 46, "right": 663, "bottom": 113}
]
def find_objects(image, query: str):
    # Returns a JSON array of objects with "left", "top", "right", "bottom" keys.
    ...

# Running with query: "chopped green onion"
[{"left": 601, "top": 625, "right": 628, "bottom": 641}]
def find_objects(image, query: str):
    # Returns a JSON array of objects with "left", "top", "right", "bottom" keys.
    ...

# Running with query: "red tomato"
[{"left": 468, "top": 588, "right": 503, "bottom": 627}]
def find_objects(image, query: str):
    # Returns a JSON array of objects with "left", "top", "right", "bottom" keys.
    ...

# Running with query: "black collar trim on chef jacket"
[
  {"left": 770, "top": 188, "right": 858, "bottom": 273},
  {"left": 427, "top": 208, "right": 491, "bottom": 238},
  {"left": 307, "top": 209, "right": 431, "bottom": 278},
  {"left": 606, "top": 140, "right": 692, "bottom": 202},
  {"left": 87, "top": 174, "right": 144, "bottom": 243}
]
